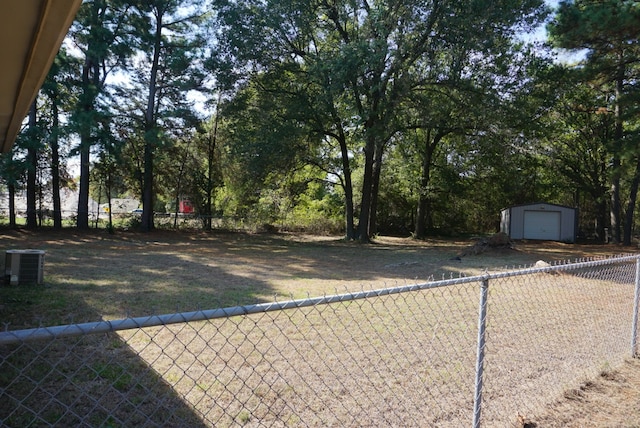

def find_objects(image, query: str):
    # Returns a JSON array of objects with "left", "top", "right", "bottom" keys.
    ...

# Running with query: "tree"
[
  {"left": 41, "top": 49, "right": 80, "bottom": 228},
  {"left": 216, "top": 58, "right": 360, "bottom": 237},
  {"left": 122, "top": 0, "right": 208, "bottom": 231},
  {"left": 540, "top": 70, "right": 612, "bottom": 241},
  {"left": 193, "top": 112, "right": 222, "bottom": 230},
  {"left": 405, "top": 38, "right": 551, "bottom": 237},
  {"left": 549, "top": 0, "right": 640, "bottom": 244},
  {"left": 94, "top": 147, "right": 121, "bottom": 231},
  {"left": 69, "top": 0, "right": 135, "bottom": 229},
  {"left": 214, "top": 0, "right": 548, "bottom": 242},
  {"left": 25, "top": 102, "right": 40, "bottom": 229},
  {"left": 155, "top": 135, "right": 199, "bottom": 227},
  {"left": 216, "top": 79, "right": 313, "bottom": 224},
  {"left": 0, "top": 148, "right": 26, "bottom": 228}
]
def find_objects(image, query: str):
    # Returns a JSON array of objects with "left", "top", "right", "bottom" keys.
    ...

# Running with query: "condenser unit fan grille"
[{"left": 5, "top": 250, "right": 45, "bottom": 285}]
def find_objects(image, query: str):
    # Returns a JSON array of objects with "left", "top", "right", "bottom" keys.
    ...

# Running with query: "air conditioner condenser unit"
[{"left": 5, "top": 249, "right": 45, "bottom": 285}]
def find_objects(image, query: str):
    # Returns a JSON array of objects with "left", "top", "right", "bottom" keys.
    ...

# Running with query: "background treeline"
[{"left": 2, "top": 0, "right": 640, "bottom": 243}]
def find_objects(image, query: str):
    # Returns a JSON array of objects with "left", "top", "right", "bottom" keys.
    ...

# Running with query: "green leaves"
[
  {"left": 550, "top": 0, "right": 640, "bottom": 51},
  {"left": 548, "top": 0, "right": 640, "bottom": 243}
]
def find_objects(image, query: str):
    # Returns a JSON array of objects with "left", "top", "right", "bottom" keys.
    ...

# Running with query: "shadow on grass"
[
  {"left": 0, "top": 228, "right": 286, "bottom": 427},
  {"left": 0, "top": 332, "right": 209, "bottom": 427},
  {"left": 0, "top": 228, "right": 281, "bottom": 322}
]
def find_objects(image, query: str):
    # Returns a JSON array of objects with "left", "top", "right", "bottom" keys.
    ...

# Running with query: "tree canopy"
[
  {"left": 5, "top": 0, "right": 640, "bottom": 246},
  {"left": 549, "top": 0, "right": 640, "bottom": 244}
]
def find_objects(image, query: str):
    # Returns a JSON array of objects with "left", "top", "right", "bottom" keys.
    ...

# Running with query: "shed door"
[{"left": 523, "top": 210, "right": 561, "bottom": 240}]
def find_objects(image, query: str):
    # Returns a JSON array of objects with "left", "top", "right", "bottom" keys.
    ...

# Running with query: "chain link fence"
[{"left": 1, "top": 255, "right": 639, "bottom": 427}]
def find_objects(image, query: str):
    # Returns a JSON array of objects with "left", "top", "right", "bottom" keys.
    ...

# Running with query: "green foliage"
[
  {"left": 287, "top": 182, "right": 344, "bottom": 234},
  {"left": 213, "top": 0, "right": 550, "bottom": 240},
  {"left": 548, "top": 0, "right": 640, "bottom": 243},
  {"left": 549, "top": 0, "right": 640, "bottom": 55},
  {"left": 15, "top": 0, "right": 640, "bottom": 239},
  {"left": 376, "top": 147, "right": 418, "bottom": 235}
]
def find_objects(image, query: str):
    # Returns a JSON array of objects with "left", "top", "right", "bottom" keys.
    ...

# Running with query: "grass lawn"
[
  {"left": 0, "top": 228, "right": 638, "bottom": 427},
  {"left": 0, "top": 228, "right": 616, "bottom": 325}
]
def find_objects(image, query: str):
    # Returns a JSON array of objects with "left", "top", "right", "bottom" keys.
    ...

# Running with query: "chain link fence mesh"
[{"left": 1, "top": 256, "right": 639, "bottom": 427}]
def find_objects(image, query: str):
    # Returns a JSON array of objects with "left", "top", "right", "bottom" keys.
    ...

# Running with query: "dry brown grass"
[
  {"left": 0, "top": 229, "right": 618, "bottom": 322},
  {"left": 527, "top": 358, "right": 640, "bottom": 427},
  {"left": 1, "top": 228, "right": 639, "bottom": 427}
]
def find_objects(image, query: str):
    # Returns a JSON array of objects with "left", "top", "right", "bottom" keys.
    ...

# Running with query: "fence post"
[
  {"left": 632, "top": 257, "right": 640, "bottom": 358},
  {"left": 472, "top": 277, "right": 490, "bottom": 428}
]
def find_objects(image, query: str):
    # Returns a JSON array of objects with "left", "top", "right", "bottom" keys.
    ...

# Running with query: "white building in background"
[
  {"left": 0, "top": 189, "right": 139, "bottom": 219},
  {"left": 500, "top": 202, "right": 577, "bottom": 243},
  {"left": 98, "top": 198, "right": 140, "bottom": 215}
]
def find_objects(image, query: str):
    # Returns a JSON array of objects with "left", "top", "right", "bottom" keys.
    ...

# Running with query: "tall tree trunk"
[
  {"left": 141, "top": 142, "right": 155, "bottom": 231},
  {"left": 415, "top": 131, "right": 445, "bottom": 239},
  {"left": 594, "top": 195, "right": 607, "bottom": 243},
  {"left": 342, "top": 174, "right": 356, "bottom": 240},
  {"left": 107, "top": 176, "right": 114, "bottom": 233},
  {"left": 75, "top": 0, "right": 118, "bottom": 229},
  {"left": 77, "top": 42, "right": 100, "bottom": 230},
  {"left": 368, "top": 142, "right": 384, "bottom": 237},
  {"left": 26, "top": 102, "right": 38, "bottom": 229},
  {"left": 415, "top": 130, "right": 433, "bottom": 238},
  {"left": 51, "top": 98, "right": 62, "bottom": 229},
  {"left": 338, "top": 134, "right": 356, "bottom": 240},
  {"left": 173, "top": 193, "right": 179, "bottom": 229},
  {"left": 623, "top": 155, "right": 640, "bottom": 245},
  {"left": 77, "top": 144, "right": 91, "bottom": 229},
  {"left": 415, "top": 198, "right": 430, "bottom": 238},
  {"left": 357, "top": 137, "right": 376, "bottom": 243},
  {"left": 8, "top": 182, "right": 16, "bottom": 228},
  {"left": 595, "top": 159, "right": 608, "bottom": 243},
  {"left": 141, "top": 12, "right": 163, "bottom": 232},
  {"left": 205, "top": 140, "right": 214, "bottom": 231},
  {"left": 610, "top": 71, "right": 625, "bottom": 243},
  {"left": 77, "top": 53, "right": 98, "bottom": 230},
  {"left": 326, "top": 85, "right": 355, "bottom": 240}
]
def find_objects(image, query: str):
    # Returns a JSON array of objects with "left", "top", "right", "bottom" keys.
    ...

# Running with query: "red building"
[{"left": 179, "top": 199, "right": 195, "bottom": 214}]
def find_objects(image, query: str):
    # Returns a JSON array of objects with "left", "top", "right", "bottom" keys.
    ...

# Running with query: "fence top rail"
[{"left": 1, "top": 254, "right": 638, "bottom": 345}]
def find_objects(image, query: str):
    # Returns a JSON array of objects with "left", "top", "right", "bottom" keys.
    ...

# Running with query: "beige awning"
[{"left": 0, "top": 0, "right": 82, "bottom": 153}]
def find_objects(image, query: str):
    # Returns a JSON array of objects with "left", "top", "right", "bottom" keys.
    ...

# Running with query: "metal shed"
[{"left": 500, "top": 203, "right": 577, "bottom": 243}]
